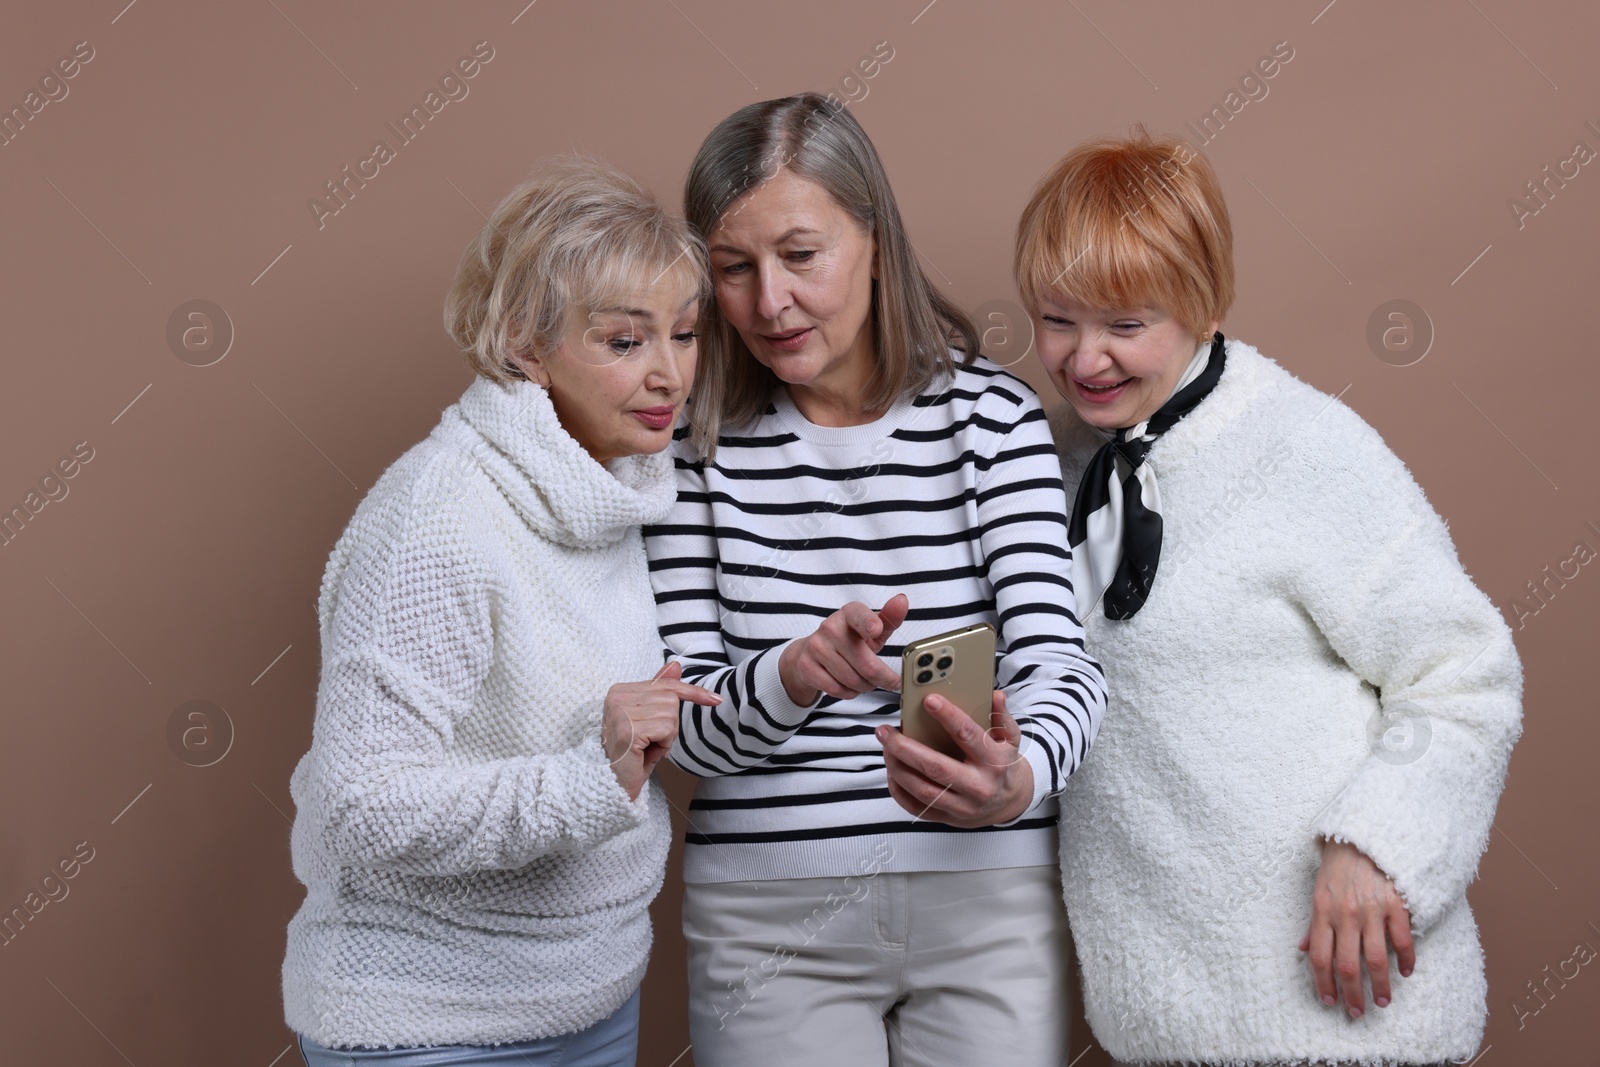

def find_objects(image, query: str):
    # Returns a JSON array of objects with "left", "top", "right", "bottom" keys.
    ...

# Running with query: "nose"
[
  {"left": 1067, "top": 332, "right": 1114, "bottom": 380},
  {"left": 753, "top": 262, "right": 793, "bottom": 323},
  {"left": 646, "top": 340, "right": 685, "bottom": 395}
]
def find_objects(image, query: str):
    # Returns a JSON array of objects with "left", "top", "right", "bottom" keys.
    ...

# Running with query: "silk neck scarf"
[{"left": 1068, "top": 331, "right": 1227, "bottom": 621}]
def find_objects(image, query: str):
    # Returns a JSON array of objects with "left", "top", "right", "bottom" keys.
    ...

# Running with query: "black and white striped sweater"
[{"left": 644, "top": 357, "right": 1107, "bottom": 883}]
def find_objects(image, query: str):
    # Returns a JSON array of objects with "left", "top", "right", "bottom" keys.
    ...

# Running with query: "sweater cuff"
[
  {"left": 556, "top": 735, "right": 648, "bottom": 849},
  {"left": 749, "top": 640, "right": 823, "bottom": 729},
  {"left": 998, "top": 737, "right": 1056, "bottom": 826},
  {"left": 1310, "top": 771, "right": 1453, "bottom": 933}
]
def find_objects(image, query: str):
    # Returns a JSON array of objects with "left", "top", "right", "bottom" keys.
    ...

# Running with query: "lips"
[
  {"left": 1072, "top": 376, "right": 1133, "bottom": 404},
  {"left": 761, "top": 327, "right": 812, "bottom": 352},
  {"left": 631, "top": 406, "right": 676, "bottom": 430}
]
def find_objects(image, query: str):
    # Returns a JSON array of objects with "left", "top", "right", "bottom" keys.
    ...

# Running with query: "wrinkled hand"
[
  {"left": 778, "top": 593, "right": 909, "bottom": 706},
  {"left": 602, "top": 662, "right": 719, "bottom": 801},
  {"left": 1300, "top": 838, "right": 1416, "bottom": 1018},
  {"left": 877, "top": 690, "right": 1034, "bottom": 828}
]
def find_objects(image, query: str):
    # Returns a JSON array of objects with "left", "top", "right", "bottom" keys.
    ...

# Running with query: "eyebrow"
[{"left": 708, "top": 226, "right": 824, "bottom": 254}]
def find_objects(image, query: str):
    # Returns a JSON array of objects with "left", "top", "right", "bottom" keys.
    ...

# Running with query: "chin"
[
  {"left": 763, "top": 353, "right": 827, "bottom": 386},
  {"left": 636, "top": 425, "right": 680, "bottom": 456},
  {"left": 1066, "top": 400, "right": 1124, "bottom": 430}
]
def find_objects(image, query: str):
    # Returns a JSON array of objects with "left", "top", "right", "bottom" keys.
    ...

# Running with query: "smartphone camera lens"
[
  {"left": 935, "top": 656, "right": 953, "bottom": 671},
  {"left": 916, "top": 670, "right": 933, "bottom": 685},
  {"left": 916, "top": 652, "right": 934, "bottom": 668}
]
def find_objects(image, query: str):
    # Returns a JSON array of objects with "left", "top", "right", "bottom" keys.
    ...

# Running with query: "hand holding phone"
[{"left": 879, "top": 678, "right": 1035, "bottom": 828}]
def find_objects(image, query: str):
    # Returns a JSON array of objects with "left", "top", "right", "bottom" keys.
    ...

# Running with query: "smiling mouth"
[{"left": 1077, "top": 378, "right": 1132, "bottom": 394}]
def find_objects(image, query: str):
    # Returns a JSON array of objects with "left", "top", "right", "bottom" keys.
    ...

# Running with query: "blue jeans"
[{"left": 296, "top": 988, "right": 640, "bottom": 1067}]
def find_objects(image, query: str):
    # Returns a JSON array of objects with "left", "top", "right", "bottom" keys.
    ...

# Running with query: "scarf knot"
[{"left": 1068, "top": 332, "right": 1227, "bottom": 621}]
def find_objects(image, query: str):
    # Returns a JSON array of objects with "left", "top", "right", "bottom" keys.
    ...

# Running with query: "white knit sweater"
[
  {"left": 282, "top": 376, "right": 676, "bottom": 1049},
  {"left": 1050, "top": 339, "right": 1522, "bottom": 1065}
]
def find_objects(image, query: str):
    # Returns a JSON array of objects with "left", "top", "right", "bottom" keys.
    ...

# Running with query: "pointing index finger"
[{"left": 658, "top": 680, "right": 721, "bottom": 705}]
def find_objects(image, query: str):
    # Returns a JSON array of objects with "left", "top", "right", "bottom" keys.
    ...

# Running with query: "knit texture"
[
  {"left": 282, "top": 376, "right": 677, "bottom": 1049},
  {"left": 1050, "top": 339, "right": 1523, "bottom": 1066}
]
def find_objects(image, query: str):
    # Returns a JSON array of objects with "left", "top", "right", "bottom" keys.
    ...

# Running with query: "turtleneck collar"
[{"left": 439, "top": 376, "right": 676, "bottom": 549}]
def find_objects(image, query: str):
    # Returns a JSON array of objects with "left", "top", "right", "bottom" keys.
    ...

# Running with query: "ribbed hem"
[
  {"left": 749, "top": 641, "right": 824, "bottom": 728},
  {"left": 681, "top": 815, "right": 1059, "bottom": 884},
  {"left": 1000, "top": 741, "right": 1056, "bottom": 825},
  {"left": 285, "top": 959, "right": 647, "bottom": 1050}
]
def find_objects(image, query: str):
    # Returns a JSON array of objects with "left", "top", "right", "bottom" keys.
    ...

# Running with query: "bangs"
[
  {"left": 1015, "top": 128, "right": 1234, "bottom": 338},
  {"left": 569, "top": 236, "right": 708, "bottom": 318},
  {"left": 1020, "top": 169, "right": 1200, "bottom": 320}
]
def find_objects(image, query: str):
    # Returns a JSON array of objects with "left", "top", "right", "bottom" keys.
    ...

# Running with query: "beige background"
[{"left": 1, "top": 1, "right": 1596, "bottom": 1064}]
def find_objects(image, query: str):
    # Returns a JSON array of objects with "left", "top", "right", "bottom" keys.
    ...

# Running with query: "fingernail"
[
  {"left": 1322, "top": 995, "right": 1336, "bottom": 1007},
  {"left": 1348, "top": 1006, "right": 1363, "bottom": 1019},
  {"left": 1401, "top": 967, "right": 1412, "bottom": 978},
  {"left": 1375, "top": 996, "right": 1389, "bottom": 1008},
  {"left": 875, "top": 725, "right": 887, "bottom": 741}
]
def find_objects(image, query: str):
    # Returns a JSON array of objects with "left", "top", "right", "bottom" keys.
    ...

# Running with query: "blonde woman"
[
  {"left": 1017, "top": 130, "right": 1522, "bottom": 1066},
  {"left": 281, "top": 159, "right": 719, "bottom": 1067}
]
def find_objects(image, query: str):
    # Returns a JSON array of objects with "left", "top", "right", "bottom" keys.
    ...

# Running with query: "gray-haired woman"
[
  {"left": 644, "top": 93, "right": 1109, "bottom": 1066},
  {"left": 281, "top": 158, "right": 720, "bottom": 1067}
]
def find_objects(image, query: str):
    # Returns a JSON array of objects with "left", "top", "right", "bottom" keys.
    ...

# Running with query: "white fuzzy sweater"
[
  {"left": 282, "top": 376, "right": 676, "bottom": 1049},
  {"left": 1050, "top": 339, "right": 1522, "bottom": 1065}
]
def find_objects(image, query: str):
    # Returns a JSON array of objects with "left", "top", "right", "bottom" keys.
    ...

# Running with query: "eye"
[
  {"left": 1041, "top": 315, "right": 1075, "bottom": 327},
  {"left": 717, "top": 261, "right": 749, "bottom": 276},
  {"left": 607, "top": 336, "right": 643, "bottom": 355},
  {"left": 786, "top": 250, "right": 816, "bottom": 263},
  {"left": 1113, "top": 320, "right": 1144, "bottom": 332},
  {"left": 672, "top": 330, "right": 698, "bottom": 345}
]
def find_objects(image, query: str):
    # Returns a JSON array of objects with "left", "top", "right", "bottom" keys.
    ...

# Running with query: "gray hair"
[{"left": 683, "top": 93, "right": 978, "bottom": 457}]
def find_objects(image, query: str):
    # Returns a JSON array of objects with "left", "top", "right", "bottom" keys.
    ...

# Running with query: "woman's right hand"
[
  {"left": 602, "top": 662, "right": 720, "bottom": 800},
  {"left": 778, "top": 593, "right": 910, "bottom": 706}
]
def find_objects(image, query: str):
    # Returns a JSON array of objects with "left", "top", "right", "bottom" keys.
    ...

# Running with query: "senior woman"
[
  {"left": 280, "top": 159, "right": 720, "bottom": 1067},
  {"left": 644, "top": 93, "right": 1108, "bottom": 1066},
  {"left": 1016, "top": 130, "right": 1523, "bottom": 1066}
]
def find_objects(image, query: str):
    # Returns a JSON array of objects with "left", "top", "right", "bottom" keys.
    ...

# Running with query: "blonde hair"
[
  {"left": 682, "top": 93, "right": 978, "bottom": 457},
  {"left": 444, "top": 157, "right": 709, "bottom": 382},
  {"left": 1015, "top": 126, "right": 1234, "bottom": 341}
]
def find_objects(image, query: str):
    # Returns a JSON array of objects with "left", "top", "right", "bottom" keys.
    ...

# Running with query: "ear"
[{"left": 512, "top": 348, "right": 552, "bottom": 388}]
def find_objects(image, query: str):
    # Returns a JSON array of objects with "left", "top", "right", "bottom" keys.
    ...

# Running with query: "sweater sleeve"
[
  {"left": 976, "top": 383, "right": 1109, "bottom": 816},
  {"left": 643, "top": 437, "right": 821, "bottom": 777},
  {"left": 1284, "top": 403, "right": 1523, "bottom": 933},
  {"left": 297, "top": 455, "right": 644, "bottom": 875}
]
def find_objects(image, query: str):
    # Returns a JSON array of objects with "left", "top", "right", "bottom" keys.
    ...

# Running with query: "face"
[
  {"left": 707, "top": 169, "right": 878, "bottom": 402},
  {"left": 517, "top": 282, "right": 699, "bottom": 464},
  {"left": 1034, "top": 295, "right": 1216, "bottom": 430}
]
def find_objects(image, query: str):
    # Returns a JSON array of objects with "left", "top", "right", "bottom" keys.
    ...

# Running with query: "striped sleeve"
[
  {"left": 643, "top": 433, "right": 820, "bottom": 777},
  {"left": 974, "top": 387, "right": 1107, "bottom": 815}
]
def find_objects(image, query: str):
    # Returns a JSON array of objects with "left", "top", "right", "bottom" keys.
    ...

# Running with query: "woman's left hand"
[
  {"left": 877, "top": 691, "right": 1034, "bottom": 828},
  {"left": 1300, "top": 838, "right": 1416, "bottom": 1019}
]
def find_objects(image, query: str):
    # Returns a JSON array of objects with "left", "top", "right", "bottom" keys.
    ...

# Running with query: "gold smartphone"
[{"left": 899, "top": 623, "right": 997, "bottom": 759}]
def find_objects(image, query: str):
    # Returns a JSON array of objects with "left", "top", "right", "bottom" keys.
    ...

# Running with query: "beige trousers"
[
  {"left": 1112, "top": 1062, "right": 1456, "bottom": 1066},
  {"left": 682, "top": 863, "right": 1070, "bottom": 1067}
]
